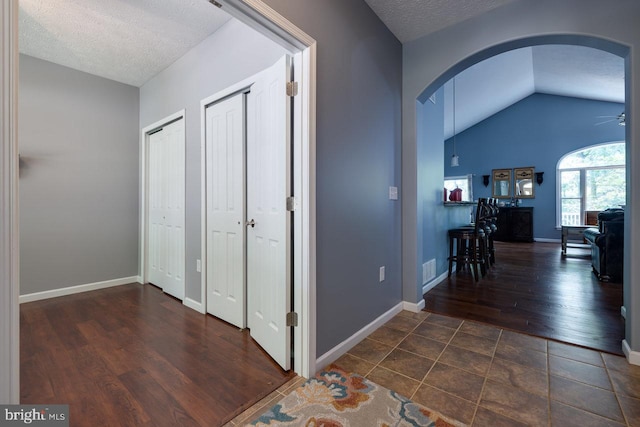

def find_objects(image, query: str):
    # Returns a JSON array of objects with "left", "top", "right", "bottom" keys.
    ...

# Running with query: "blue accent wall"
[
  {"left": 416, "top": 91, "right": 443, "bottom": 300},
  {"left": 444, "top": 93, "right": 625, "bottom": 239},
  {"left": 417, "top": 89, "right": 472, "bottom": 296}
]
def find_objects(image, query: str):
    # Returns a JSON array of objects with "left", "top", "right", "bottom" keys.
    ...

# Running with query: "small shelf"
[{"left": 443, "top": 201, "right": 477, "bottom": 206}]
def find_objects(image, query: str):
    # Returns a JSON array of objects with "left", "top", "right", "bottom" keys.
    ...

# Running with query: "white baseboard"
[
  {"left": 136, "top": 275, "right": 143, "bottom": 284},
  {"left": 621, "top": 306, "right": 627, "bottom": 319},
  {"left": 402, "top": 299, "right": 425, "bottom": 313},
  {"left": 184, "top": 297, "right": 205, "bottom": 314},
  {"left": 423, "top": 271, "right": 447, "bottom": 295},
  {"left": 315, "top": 302, "right": 403, "bottom": 371},
  {"left": 622, "top": 340, "right": 640, "bottom": 366},
  {"left": 19, "top": 276, "right": 139, "bottom": 303},
  {"left": 534, "top": 238, "right": 561, "bottom": 243}
]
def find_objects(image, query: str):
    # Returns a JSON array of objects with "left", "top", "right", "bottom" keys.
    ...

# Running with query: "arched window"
[{"left": 557, "top": 142, "right": 625, "bottom": 226}]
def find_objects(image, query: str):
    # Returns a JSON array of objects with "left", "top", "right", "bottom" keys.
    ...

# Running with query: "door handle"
[{"left": 245, "top": 219, "right": 255, "bottom": 228}]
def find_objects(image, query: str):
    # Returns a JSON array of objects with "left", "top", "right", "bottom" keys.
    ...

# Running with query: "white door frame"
[
  {"left": 140, "top": 110, "right": 186, "bottom": 292},
  {"left": 205, "top": 0, "right": 317, "bottom": 377},
  {"left": 0, "top": 0, "right": 317, "bottom": 401}
]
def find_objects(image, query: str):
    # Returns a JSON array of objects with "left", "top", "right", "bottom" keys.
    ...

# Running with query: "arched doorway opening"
[{"left": 410, "top": 34, "right": 631, "bottom": 356}]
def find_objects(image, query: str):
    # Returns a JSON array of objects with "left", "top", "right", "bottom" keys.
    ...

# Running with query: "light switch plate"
[
  {"left": 379, "top": 266, "right": 385, "bottom": 282},
  {"left": 389, "top": 186, "right": 398, "bottom": 200}
]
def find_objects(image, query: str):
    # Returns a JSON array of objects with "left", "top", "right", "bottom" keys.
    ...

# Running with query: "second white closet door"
[
  {"left": 148, "top": 118, "right": 185, "bottom": 300},
  {"left": 205, "top": 94, "right": 246, "bottom": 328}
]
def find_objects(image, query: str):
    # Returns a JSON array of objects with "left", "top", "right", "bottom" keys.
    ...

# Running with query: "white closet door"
[
  {"left": 148, "top": 118, "right": 185, "bottom": 300},
  {"left": 205, "top": 94, "right": 246, "bottom": 328},
  {"left": 247, "top": 55, "right": 292, "bottom": 370}
]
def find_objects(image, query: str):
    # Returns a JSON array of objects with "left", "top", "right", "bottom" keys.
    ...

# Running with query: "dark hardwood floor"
[
  {"left": 20, "top": 283, "right": 294, "bottom": 426},
  {"left": 424, "top": 241, "right": 625, "bottom": 355}
]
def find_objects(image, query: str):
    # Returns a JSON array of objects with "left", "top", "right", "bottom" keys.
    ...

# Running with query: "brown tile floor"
[{"left": 227, "top": 310, "right": 640, "bottom": 426}]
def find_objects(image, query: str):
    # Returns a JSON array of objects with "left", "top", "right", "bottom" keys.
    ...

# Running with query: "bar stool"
[
  {"left": 448, "top": 199, "right": 488, "bottom": 281},
  {"left": 456, "top": 198, "right": 492, "bottom": 271},
  {"left": 477, "top": 201, "right": 493, "bottom": 269},
  {"left": 487, "top": 198, "right": 499, "bottom": 265}
]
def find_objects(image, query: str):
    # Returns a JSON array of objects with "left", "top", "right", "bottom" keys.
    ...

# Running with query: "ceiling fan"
[{"left": 595, "top": 112, "right": 625, "bottom": 126}]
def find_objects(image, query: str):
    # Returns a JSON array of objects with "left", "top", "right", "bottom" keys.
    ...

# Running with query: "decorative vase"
[{"left": 449, "top": 188, "right": 463, "bottom": 202}]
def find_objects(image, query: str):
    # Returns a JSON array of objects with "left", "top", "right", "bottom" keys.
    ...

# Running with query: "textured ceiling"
[
  {"left": 19, "top": 0, "right": 231, "bottom": 87},
  {"left": 364, "top": 0, "right": 515, "bottom": 43},
  {"left": 532, "top": 45, "right": 625, "bottom": 104},
  {"left": 19, "top": 0, "right": 625, "bottom": 133}
]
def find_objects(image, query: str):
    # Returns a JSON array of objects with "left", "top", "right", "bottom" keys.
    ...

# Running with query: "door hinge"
[
  {"left": 286, "top": 81, "right": 298, "bottom": 97},
  {"left": 286, "top": 312, "right": 298, "bottom": 327},
  {"left": 286, "top": 196, "right": 297, "bottom": 212}
]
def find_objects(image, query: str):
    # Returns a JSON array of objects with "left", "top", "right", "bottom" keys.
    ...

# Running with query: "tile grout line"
[
  {"left": 366, "top": 324, "right": 479, "bottom": 372},
  {"left": 361, "top": 312, "right": 432, "bottom": 378},
  {"left": 547, "top": 339, "right": 552, "bottom": 427},
  {"left": 548, "top": 364, "right": 621, "bottom": 390},
  {"left": 547, "top": 351, "right": 631, "bottom": 425},
  {"left": 466, "top": 325, "right": 557, "bottom": 426},
  {"left": 343, "top": 338, "right": 426, "bottom": 383},
  {"left": 600, "top": 352, "right": 631, "bottom": 427},
  {"left": 469, "top": 327, "right": 503, "bottom": 426},
  {"left": 409, "top": 317, "right": 465, "bottom": 401}
]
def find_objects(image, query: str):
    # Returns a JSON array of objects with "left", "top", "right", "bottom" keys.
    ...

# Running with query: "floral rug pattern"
[{"left": 248, "top": 365, "right": 467, "bottom": 427}]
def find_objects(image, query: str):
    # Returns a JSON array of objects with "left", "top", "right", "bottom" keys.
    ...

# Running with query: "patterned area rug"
[{"left": 246, "top": 365, "right": 468, "bottom": 426}]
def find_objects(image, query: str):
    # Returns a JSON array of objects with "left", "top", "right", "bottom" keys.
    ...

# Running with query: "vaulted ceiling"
[
  {"left": 18, "top": 0, "right": 625, "bottom": 133},
  {"left": 442, "top": 45, "right": 625, "bottom": 138},
  {"left": 362, "top": 0, "right": 624, "bottom": 137}
]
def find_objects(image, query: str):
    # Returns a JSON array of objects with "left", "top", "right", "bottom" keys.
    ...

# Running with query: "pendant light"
[{"left": 451, "top": 76, "right": 460, "bottom": 167}]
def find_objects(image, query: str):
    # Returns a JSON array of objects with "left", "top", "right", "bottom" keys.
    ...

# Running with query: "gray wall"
[
  {"left": 139, "top": 19, "right": 287, "bottom": 304},
  {"left": 402, "top": 0, "right": 640, "bottom": 354},
  {"left": 19, "top": 54, "right": 140, "bottom": 295},
  {"left": 261, "top": 0, "right": 403, "bottom": 356}
]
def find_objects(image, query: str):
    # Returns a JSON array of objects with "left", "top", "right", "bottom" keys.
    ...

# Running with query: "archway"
[{"left": 404, "top": 34, "right": 636, "bottom": 361}]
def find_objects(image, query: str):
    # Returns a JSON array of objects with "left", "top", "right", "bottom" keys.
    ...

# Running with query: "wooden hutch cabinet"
[{"left": 494, "top": 207, "right": 534, "bottom": 242}]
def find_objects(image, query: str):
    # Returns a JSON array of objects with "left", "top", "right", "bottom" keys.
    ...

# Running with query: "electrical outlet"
[
  {"left": 379, "top": 266, "right": 385, "bottom": 282},
  {"left": 196, "top": 259, "right": 201, "bottom": 273}
]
